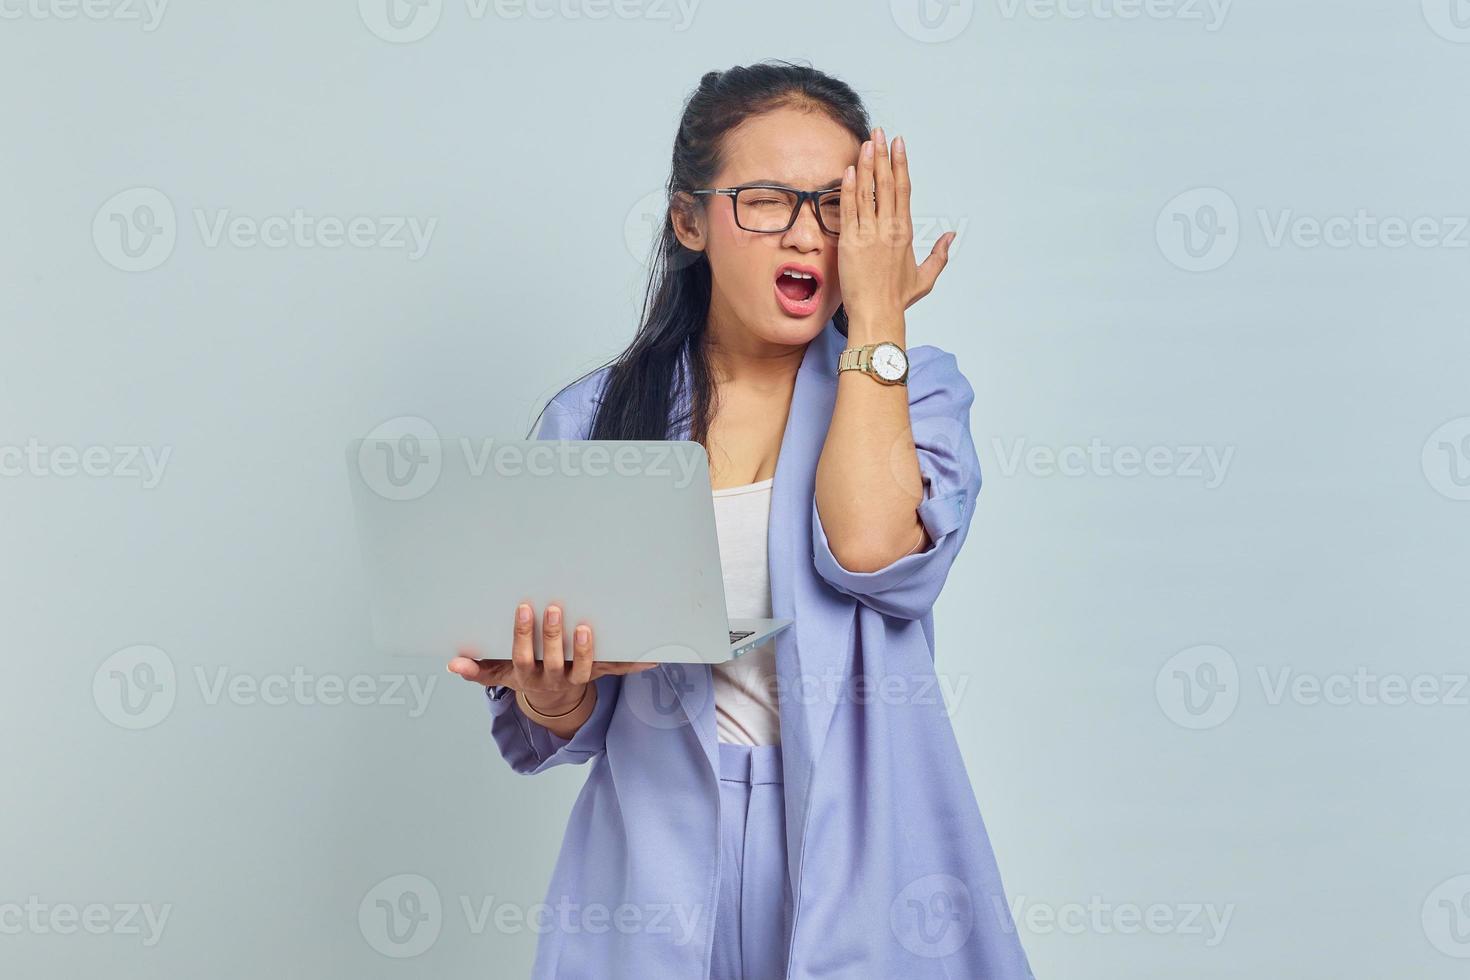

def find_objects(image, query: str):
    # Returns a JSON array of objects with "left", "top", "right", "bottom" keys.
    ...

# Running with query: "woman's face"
[{"left": 675, "top": 106, "right": 859, "bottom": 349}]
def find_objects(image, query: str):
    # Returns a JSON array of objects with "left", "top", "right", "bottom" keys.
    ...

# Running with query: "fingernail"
[
  {"left": 576, "top": 626, "right": 589, "bottom": 645},
  {"left": 547, "top": 606, "right": 561, "bottom": 627},
  {"left": 893, "top": 135, "right": 904, "bottom": 156},
  {"left": 517, "top": 604, "right": 531, "bottom": 624},
  {"left": 862, "top": 141, "right": 873, "bottom": 159},
  {"left": 875, "top": 127, "right": 885, "bottom": 147}
]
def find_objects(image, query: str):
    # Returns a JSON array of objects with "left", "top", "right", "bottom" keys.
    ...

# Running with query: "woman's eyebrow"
[{"left": 734, "top": 178, "right": 844, "bottom": 190}]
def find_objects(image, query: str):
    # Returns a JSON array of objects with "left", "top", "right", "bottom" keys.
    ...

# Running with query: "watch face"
[{"left": 871, "top": 342, "right": 907, "bottom": 381}]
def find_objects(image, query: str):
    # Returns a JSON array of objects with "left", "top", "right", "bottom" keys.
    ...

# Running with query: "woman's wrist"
[
  {"left": 521, "top": 684, "right": 587, "bottom": 717},
  {"left": 843, "top": 307, "right": 906, "bottom": 345},
  {"left": 517, "top": 683, "right": 595, "bottom": 739}
]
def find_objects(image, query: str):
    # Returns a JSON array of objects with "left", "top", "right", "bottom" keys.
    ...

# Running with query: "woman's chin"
[{"left": 759, "top": 312, "right": 831, "bottom": 347}]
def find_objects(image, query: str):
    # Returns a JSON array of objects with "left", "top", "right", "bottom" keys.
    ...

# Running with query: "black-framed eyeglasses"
[{"left": 689, "top": 183, "right": 843, "bottom": 236}]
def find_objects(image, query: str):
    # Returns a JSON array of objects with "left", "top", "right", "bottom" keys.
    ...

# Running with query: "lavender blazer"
[{"left": 486, "top": 318, "right": 1034, "bottom": 979}]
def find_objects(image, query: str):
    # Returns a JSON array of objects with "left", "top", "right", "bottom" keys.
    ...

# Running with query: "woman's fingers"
[
  {"left": 541, "top": 604, "right": 566, "bottom": 679},
  {"left": 857, "top": 137, "right": 876, "bottom": 229},
  {"left": 511, "top": 601, "right": 537, "bottom": 683},
  {"left": 840, "top": 163, "right": 859, "bottom": 236},
  {"left": 872, "top": 127, "right": 895, "bottom": 228},
  {"left": 892, "top": 134, "right": 913, "bottom": 241},
  {"left": 912, "top": 232, "right": 956, "bottom": 304},
  {"left": 447, "top": 651, "right": 512, "bottom": 688},
  {"left": 461, "top": 603, "right": 659, "bottom": 692},
  {"left": 447, "top": 653, "right": 481, "bottom": 680},
  {"left": 567, "top": 622, "right": 594, "bottom": 687}
]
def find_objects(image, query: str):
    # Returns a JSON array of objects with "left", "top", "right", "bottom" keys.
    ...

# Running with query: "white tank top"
[{"left": 709, "top": 476, "right": 781, "bottom": 746}]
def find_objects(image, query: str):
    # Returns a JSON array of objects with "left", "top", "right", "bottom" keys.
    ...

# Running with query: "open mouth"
[{"left": 774, "top": 265, "right": 821, "bottom": 312}]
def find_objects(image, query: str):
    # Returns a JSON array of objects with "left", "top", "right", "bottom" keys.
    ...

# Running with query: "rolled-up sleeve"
[
  {"left": 811, "top": 347, "right": 982, "bottom": 621},
  {"left": 485, "top": 675, "right": 622, "bottom": 774}
]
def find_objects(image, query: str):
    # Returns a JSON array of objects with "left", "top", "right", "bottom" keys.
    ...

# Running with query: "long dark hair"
[{"left": 527, "top": 60, "right": 871, "bottom": 444}]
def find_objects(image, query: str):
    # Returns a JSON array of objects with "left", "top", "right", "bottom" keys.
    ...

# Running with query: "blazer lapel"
[
  {"left": 768, "top": 320, "right": 847, "bottom": 888},
  {"left": 657, "top": 319, "right": 849, "bottom": 820}
]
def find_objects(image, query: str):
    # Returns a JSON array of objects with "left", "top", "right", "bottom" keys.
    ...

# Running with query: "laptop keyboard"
[{"left": 729, "top": 630, "right": 755, "bottom": 643}]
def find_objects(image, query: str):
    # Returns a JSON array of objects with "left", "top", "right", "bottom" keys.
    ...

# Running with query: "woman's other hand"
[{"left": 837, "top": 127, "right": 955, "bottom": 322}]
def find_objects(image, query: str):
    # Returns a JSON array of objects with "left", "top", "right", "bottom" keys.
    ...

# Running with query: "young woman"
[{"left": 448, "top": 61, "right": 1034, "bottom": 979}]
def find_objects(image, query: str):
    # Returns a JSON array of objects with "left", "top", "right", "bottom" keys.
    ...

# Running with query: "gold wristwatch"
[{"left": 837, "top": 341, "right": 909, "bottom": 385}]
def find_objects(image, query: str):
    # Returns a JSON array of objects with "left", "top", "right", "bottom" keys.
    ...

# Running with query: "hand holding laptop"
[{"left": 446, "top": 601, "right": 656, "bottom": 725}]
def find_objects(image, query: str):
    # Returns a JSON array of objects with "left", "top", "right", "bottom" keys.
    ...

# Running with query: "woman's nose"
[{"left": 781, "top": 201, "right": 828, "bottom": 247}]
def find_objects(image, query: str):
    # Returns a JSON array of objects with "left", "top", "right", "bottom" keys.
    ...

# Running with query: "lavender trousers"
[{"left": 711, "top": 743, "right": 793, "bottom": 980}]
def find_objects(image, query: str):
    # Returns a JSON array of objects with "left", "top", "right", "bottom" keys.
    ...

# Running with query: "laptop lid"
[{"left": 345, "top": 437, "right": 741, "bottom": 664}]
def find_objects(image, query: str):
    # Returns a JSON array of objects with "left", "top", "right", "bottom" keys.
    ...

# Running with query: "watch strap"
[{"left": 837, "top": 344, "right": 872, "bottom": 373}]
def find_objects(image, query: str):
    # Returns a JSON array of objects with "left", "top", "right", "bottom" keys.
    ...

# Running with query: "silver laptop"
[{"left": 344, "top": 436, "right": 792, "bottom": 663}]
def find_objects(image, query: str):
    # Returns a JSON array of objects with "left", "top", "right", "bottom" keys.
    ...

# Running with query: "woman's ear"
[{"left": 669, "top": 192, "right": 707, "bottom": 253}]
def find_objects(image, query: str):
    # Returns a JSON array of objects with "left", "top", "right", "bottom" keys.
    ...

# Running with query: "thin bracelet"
[{"left": 517, "top": 685, "right": 589, "bottom": 723}]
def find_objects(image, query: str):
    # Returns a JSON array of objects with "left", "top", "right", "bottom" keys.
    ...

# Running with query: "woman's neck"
[{"left": 704, "top": 311, "right": 806, "bottom": 391}]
